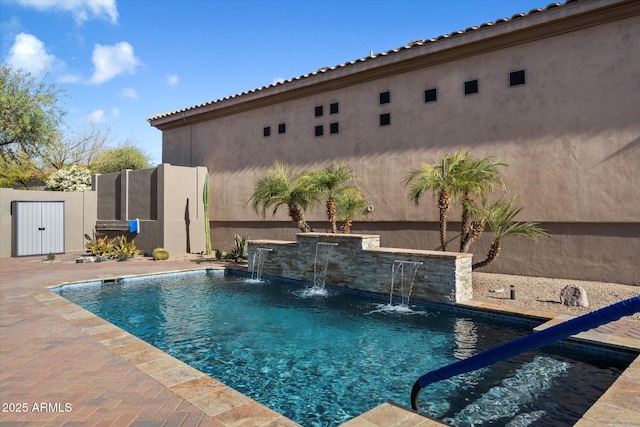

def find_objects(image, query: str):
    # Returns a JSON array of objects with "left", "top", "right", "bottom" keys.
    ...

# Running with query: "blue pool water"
[{"left": 55, "top": 271, "right": 631, "bottom": 427}]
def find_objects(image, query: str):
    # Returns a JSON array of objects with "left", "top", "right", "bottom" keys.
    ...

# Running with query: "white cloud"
[
  {"left": 90, "top": 41, "right": 141, "bottom": 84},
  {"left": 14, "top": 0, "right": 118, "bottom": 25},
  {"left": 166, "top": 74, "right": 179, "bottom": 86},
  {"left": 120, "top": 87, "right": 138, "bottom": 99},
  {"left": 111, "top": 107, "right": 120, "bottom": 118},
  {"left": 5, "top": 32, "right": 58, "bottom": 73},
  {"left": 58, "top": 73, "right": 82, "bottom": 83},
  {"left": 88, "top": 109, "right": 105, "bottom": 123}
]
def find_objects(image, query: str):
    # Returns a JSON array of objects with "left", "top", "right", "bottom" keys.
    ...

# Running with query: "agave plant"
[{"left": 226, "top": 234, "right": 249, "bottom": 262}]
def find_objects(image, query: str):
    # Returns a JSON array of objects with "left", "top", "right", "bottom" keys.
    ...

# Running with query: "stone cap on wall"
[{"left": 369, "top": 246, "right": 473, "bottom": 259}]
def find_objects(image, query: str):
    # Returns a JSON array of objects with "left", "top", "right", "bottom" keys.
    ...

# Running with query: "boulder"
[{"left": 559, "top": 284, "right": 589, "bottom": 307}]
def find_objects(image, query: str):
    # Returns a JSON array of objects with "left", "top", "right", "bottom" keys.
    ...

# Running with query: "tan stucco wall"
[
  {"left": 93, "top": 164, "right": 207, "bottom": 257},
  {"left": 0, "top": 188, "right": 97, "bottom": 258},
  {"left": 154, "top": 2, "right": 640, "bottom": 284}
]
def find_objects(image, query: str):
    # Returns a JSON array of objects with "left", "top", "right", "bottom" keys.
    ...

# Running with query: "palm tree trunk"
[
  {"left": 462, "top": 223, "right": 484, "bottom": 253},
  {"left": 472, "top": 239, "right": 501, "bottom": 270},
  {"left": 341, "top": 219, "right": 352, "bottom": 234},
  {"left": 460, "top": 193, "right": 473, "bottom": 252},
  {"left": 327, "top": 200, "right": 337, "bottom": 233},
  {"left": 438, "top": 189, "right": 450, "bottom": 251},
  {"left": 289, "top": 205, "right": 312, "bottom": 232}
]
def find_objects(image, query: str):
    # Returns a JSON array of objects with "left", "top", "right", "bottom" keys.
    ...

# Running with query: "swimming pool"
[{"left": 55, "top": 270, "right": 632, "bottom": 426}]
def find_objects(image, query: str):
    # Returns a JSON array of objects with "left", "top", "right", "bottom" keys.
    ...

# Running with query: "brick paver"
[{"left": 0, "top": 255, "right": 224, "bottom": 426}]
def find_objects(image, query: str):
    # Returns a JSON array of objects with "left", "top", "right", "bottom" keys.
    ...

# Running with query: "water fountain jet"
[
  {"left": 389, "top": 260, "right": 423, "bottom": 307},
  {"left": 249, "top": 248, "right": 273, "bottom": 282},
  {"left": 311, "top": 242, "right": 338, "bottom": 292}
]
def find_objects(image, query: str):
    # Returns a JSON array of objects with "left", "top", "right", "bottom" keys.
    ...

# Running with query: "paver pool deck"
[{"left": 1, "top": 255, "right": 638, "bottom": 426}]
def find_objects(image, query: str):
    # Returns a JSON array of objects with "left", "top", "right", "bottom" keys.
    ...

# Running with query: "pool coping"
[{"left": 42, "top": 267, "right": 640, "bottom": 426}]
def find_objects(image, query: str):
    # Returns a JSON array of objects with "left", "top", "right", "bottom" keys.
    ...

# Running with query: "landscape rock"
[{"left": 559, "top": 284, "right": 589, "bottom": 307}]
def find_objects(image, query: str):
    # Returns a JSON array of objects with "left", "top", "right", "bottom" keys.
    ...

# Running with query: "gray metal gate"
[{"left": 13, "top": 201, "right": 65, "bottom": 256}]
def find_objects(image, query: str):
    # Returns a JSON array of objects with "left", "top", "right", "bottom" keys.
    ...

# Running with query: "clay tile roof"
[{"left": 147, "top": 0, "right": 583, "bottom": 123}]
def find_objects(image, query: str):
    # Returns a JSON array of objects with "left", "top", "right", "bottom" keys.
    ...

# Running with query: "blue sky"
[{"left": 1, "top": 0, "right": 550, "bottom": 166}]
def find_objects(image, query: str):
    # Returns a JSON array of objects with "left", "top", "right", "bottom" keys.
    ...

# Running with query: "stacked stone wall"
[{"left": 248, "top": 233, "right": 472, "bottom": 304}]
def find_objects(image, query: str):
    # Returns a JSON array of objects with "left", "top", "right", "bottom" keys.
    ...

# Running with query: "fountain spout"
[
  {"left": 313, "top": 243, "right": 338, "bottom": 290},
  {"left": 389, "top": 260, "right": 423, "bottom": 306},
  {"left": 250, "top": 248, "right": 273, "bottom": 282}
]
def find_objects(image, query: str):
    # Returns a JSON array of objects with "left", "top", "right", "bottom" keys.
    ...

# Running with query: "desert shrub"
[{"left": 226, "top": 234, "right": 249, "bottom": 262}]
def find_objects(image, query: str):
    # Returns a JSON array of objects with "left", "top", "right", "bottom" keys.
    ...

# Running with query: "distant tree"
[
  {"left": 305, "top": 163, "right": 362, "bottom": 233},
  {"left": 0, "top": 65, "right": 64, "bottom": 160},
  {"left": 91, "top": 141, "right": 151, "bottom": 174},
  {"left": 45, "top": 164, "right": 92, "bottom": 192},
  {"left": 0, "top": 152, "right": 42, "bottom": 189},
  {"left": 249, "top": 161, "right": 315, "bottom": 232},
  {"left": 471, "top": 197, "right": 548, "bottom": 270},
  {"left": 42, "top": 123, "right": 111, "bottom": 170}
]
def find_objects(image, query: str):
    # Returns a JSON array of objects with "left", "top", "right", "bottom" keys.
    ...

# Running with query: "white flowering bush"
[{"left": 46, "top": 164, "right": 92, "bottom": 192}]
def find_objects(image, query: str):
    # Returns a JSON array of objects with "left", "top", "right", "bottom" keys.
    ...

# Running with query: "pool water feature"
[
  {"left": 55, "top": 271, "right": 632, "bottom": 427},
  {"left": 313, "top": 242, "right": 337, "bottom": 292},
  {"left": 249, "top": 248, "right": 272, "bottom": 282}
]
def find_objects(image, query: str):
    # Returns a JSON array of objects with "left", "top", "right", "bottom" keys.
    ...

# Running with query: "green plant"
[
  {"left": 95, "top": 255, "right": 107, "bottom": 262},
  {"left": 303, "top": 163, "right": 362, "bottom": 233},
  {"left": 248, "top": 161, "right": 315, "bottom": 233},
  {"left": 215, "top": 248, "right": 223, "bottom": 261},
  {"left": 226, "top": 234, "right": 249, "bottom": 262},
  {"left": 47, "top": 252, "right": 56, "bottom": 261},
  {"left": 85, "top": 235, "right": 114, "bottom": 257},
  {"left": 111, "top": 235, "right": 141, "bottom": 261},
  {"left": 152, "top": 247, "right": 170, "bottom": 261},
  {"left": 45, "top": 164, "right": 92, "bottom": 192},
  {"left": 403, "top": 150, "right": 469, "bottom": 251},
  {"left": 471, "top": 197, "right": 548, "bottom": 270},
  {"left": 203, "top": 173, "right": 212, "bottom": 256}
]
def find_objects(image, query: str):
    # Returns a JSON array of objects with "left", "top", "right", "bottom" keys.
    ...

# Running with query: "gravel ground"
[{"left": 472, "top": 272, "right": 640, "bottom": 322}]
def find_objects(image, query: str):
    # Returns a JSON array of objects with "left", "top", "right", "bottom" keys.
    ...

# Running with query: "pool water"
[{"left": 56, "top": 271, "right": 631, "bottom": 427}]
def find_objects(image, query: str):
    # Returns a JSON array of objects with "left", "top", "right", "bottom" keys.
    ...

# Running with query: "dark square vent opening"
[
  {"left": 263, "top": 126, "right": 271, "bottom": 137},
  {"left": 330, "top": 102, "right": 339, "bottom": 114},
  {"left": 330, "top": 122, "right": 339, "bottom": 134},
  {"left": 510, "top": 70, "right": 526, "bottom": 87},
  {"left": 380, "top": 113, "right": 391, "bottom": 126},
  {"left": 315, "top": 125, "right": 324, "bottom": 137},
  {"left": 424, "top": 88, "right": 437, "bottom": 103},
  {"left": 379, "top": 91, "right": 390, "bottom": 104},
  {"left": 464, "top": 80, "right": 478, "bottom": 95},
  {"left": 315, "top": 106, "right": 323, "bottom": 117},
  {"left": 278, "top": 123, "right": 286, "bottom": 134}
]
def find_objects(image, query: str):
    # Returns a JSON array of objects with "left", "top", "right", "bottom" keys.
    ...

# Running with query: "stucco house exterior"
[{"left": 148, "top": 0, "right": 640, "bottom": 285}]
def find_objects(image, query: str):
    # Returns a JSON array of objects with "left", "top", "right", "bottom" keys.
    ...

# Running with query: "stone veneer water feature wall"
[{"left": 248, "top": 233, "right": 473, "bottom": 304}]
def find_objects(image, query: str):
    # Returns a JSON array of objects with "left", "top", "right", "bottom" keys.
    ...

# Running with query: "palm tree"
[
  {"left": 336, "top": 187, "right": 369, "bottom": 233},
  {"left": 472, "top": 198, "right": 548, "bottom": 270},
  {"left": 403, "top": 150, "right": 468, "bottom": 251},
  {"left": 458, "top": 155, "right": 507, "bottom": 252},
  {"left": 248, "top": 161, "right": 315, "bottom": 232},
  {"left": 306, "top": 163, "right": 361, "bottom": 233}
]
